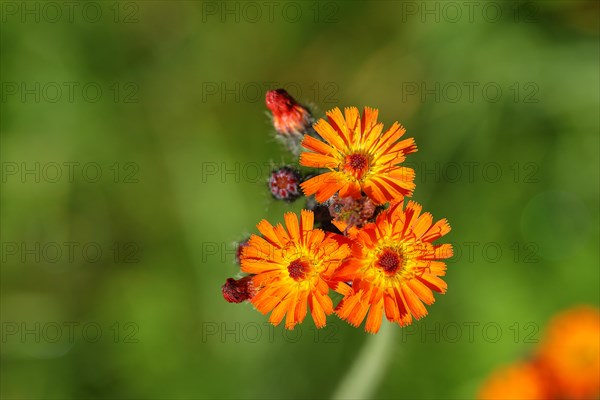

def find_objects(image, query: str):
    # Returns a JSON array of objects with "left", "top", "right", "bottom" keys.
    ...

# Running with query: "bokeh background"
[{"left": 1, "top": 0, "right": 599, "bottom": 399}]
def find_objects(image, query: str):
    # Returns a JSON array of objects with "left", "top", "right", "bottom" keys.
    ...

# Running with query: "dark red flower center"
[
  {"left": 275, "top": 174, "right": 293, "bottom": 188},
  {"left": 344, "top": 153, "right": 369, "bottom": 179},
  {"left": 288, "top": 258, "right": 308, "bottom": 280},
  {"left": 377, "top": 250, "right": 402, "bottom": 274}
]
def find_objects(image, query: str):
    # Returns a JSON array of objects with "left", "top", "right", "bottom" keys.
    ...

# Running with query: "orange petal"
[
  {"left": 333, "top": 258, "right": 364, "bottom": 282},
  {"left": 344, "top": 106, "right": 361, "bottom": 143},
  {"left": 417, "top": 274, "right": 448, "bottom": 294},
  {"left": 300, "top": 172, "right": 345, "bottom": 202},
  {"left": 253, "top": 285, "right": 288, "bottom": 314},
  {"left": 362, "top": 179, "right": 389, "bottom": 204},
  {"left": 393, "top": 286, "right": 413, "bottom": 326},
  {"left": 313, "top": 117, "right": 345, "bottom": 150},
  {"left": 300, "top": 172, "right": 347, "bottom": 203},
  {"left": 335, "top": 292, "right": 361, "bottom": 321},
  {"left": 272, "top": 223, "right": 292, "bottom": 248},
  {"left": 407, "top": 278, "right": 435, "bottom": 305},
  {"left": 302, "top": 134, "right": 335, "bottom": 155},
  {"left": 285, "top": 291, "right": 300, "bottom": 329},
  {"left": 402, "top": 201, "right": 423, "bottom": 236},
  {"left": 377, "top": 137, "right": 417, "bottom": 165},
  {"left": 432, "top": 244, "right": 453, "bottom": 260},
  {"left": 402, "top": 284, "right": 428, "bottom": 319},
  {"left": 365, "top": 295, "right": 384, "bottom": 334},
  {"left": 294, "top": 290, "right": 309, "bottom": 323},
  {"left": 284, "top": 212, "right": 300, "bottom": 244},
  {"left": 387, "top": 166, "right": 416, "bottom": 181},
  {"left": 241, "top": 258, "right": 282, "bottom": 274},
  {"left": 424, "top": 260, "right": 448, "bottom": 276},
  {"left": 243, "top": 235, "right": 275, "bottom": 259},
  {"left": 332, "top": 281, "right": 353, "bottom": 296},
  {"left": 372, "top": 122, "right": 406, "bottom": 154},
  {"left": 346, "top": 290, "right": 371, "bottom": 328},
  {"left": 309, "top": 293, "right": 327, "bottom": 328},
  {"left": 338, "top": 180, "right": 361, "bottom": 199},
  {"left": 422, "top": 218, "right": 452, "bottom": 242},
  {"left": 252, "top": 270, "right": 283, "bottom": 286},
  {"left": 300, "top": 209, "right": 314, "bottom": 238},
  {"left": 257, "top": 220, "right": 283, "bottom": 247},
  {"left": 370, "top": 176, "right": 412, "bottom": 201},
  {"left": 269, "top": 296, "right": 291, "bottom": 326},
  {"left": 306, "top": 229, "right": 326, "bottom": 254},
  {"left": 412, "top": 212, "right": 433, "bottom": 239},
  {"left": 300, "top": 152, "right": 338, "bottom": 168},
  {"left": 361, "top": 107, "right": 379, "bottom": 133},
  {"left": 315, "top": 291, "right": 334, "bottom": 315},
  {"left": 383, "top": 289, "right": 401, "bottom": 322},
  {"left": 326, "top": 107, "right": 350, "bottom": 147}
]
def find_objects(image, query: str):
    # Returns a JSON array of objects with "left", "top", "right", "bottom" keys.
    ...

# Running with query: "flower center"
[
  {"left": 344, "top": 153, "right": 369, "bottom": 180},
  {"left": 275, "top": 175, "right": 292, "bottom": 188},
  {"left": 269, "top": 168, "right": 300, "bottom": 201},
  {"left": 287, "top": 258, "right": 309, "bottom": 281},
  {"left": 377, "top": 249, "right": 403, "bottom": 274}
]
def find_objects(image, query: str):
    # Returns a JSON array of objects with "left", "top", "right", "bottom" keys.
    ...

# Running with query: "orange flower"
[
  {"left": 537, "top": 306, "right": 600, "bottom": 399},
  {"left": 300, "top": 107, "right": 417, "bottom": 204},
  {"left": 332, "top": 201, "right": 452, "bottom": 333},
  {"left": 240, "top": 210, "right": 351, "bottom": 329},
  {"left": 478, "top": 362, "right": 550, "bottom": 400}
]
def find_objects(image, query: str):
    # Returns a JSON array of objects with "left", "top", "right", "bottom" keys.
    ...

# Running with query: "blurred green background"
[{"left": 1, "top": 1, "right": 598, "bottom": 399}]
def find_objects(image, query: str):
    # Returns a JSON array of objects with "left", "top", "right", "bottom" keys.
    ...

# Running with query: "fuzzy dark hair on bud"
[
  {"left": 221, "top": 276, "right": 256, "bottom": 303},
  {"left": 268, "top": 166, "right": 302, "bottom": 202}
]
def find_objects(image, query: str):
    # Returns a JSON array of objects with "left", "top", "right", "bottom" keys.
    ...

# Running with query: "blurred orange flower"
[
  {"left": 537, "top": 306, "right": 600, "bottom": 399},
  {"left": 240, "top": 210, "right": 350, "bottom": 329},
  {"left": 300, "top": 106, "right": 417, "bottom": 204},
  {"left": 331, "top": 201, "right": 452, "bottom": 333},
  {"left": 478, "top": 361, "right": 550, "bottom": 400}
]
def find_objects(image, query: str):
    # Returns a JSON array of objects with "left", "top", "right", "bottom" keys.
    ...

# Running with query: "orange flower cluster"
[
  {"left": 223, "top": 91, "right": 453, "bottom": 334},
  {"left": 479, "top": 306, "right": 600, "bottom": 400}
]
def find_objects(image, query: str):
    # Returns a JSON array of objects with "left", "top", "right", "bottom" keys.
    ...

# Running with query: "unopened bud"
[
  {"left": 265, "top": 89, "right": 314, "bottom": 155},
  {"left": 221, "top": 276, "right": 256, "bottom": 303},
  {"left": 327, "top": 194, "right": 379, "bottom": 229},
  {"left": 268, "top": 166, "right": 302, "bottom": 202}
]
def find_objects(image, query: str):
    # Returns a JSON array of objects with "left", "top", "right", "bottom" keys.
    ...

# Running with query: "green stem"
[{"left": 331, "top": 322, "right": 396, "bottom": 399}]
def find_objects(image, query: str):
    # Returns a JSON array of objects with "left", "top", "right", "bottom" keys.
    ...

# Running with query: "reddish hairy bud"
[
  {"left": 221, "top": 276, "right": 256, "bottom": 303},
  {"left": 265, "top": 89, "right": 312, "bottom": 135},
  {"left": 268, "top": 166, "right": 302, "bottom": 202},
  {"left": 265, "top": 89, "right": 314, "bottom": 155}
]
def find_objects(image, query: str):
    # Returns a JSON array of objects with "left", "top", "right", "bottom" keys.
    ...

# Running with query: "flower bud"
[
  {"left": 265, "top": 89, "right": 314, "bottom": 155},
  {"left": 268, "top": 166, "right": 302, "bottom": 202},
  {"left": 327, "top": 194, "right": 379, "bottom": 229},
  {"left": 221, "top": 276, "right": 256, "bottom": 303}
]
